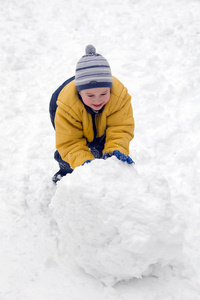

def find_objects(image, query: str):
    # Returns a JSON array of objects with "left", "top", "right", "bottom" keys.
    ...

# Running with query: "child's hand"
[
  {"left": 82, "top": 160, "right": 92, "bottom": 165},
  {"left": 113, "top": 150, "right": 134, "bottom": 164},
  {"left": 102, "top": 150, "right": 135, "bottom": 164}
]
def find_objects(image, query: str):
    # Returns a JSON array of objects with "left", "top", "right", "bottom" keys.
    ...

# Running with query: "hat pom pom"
[{"left": 85, "top": 45, "right": 96, "bottom": 55}]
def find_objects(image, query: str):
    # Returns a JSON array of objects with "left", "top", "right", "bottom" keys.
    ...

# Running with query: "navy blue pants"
[{"left": 49, "top": 77, "right": 105, "bottom": 174}]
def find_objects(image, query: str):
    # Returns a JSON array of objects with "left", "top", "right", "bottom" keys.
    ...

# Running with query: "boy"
[{"left": 49, "top": 45, "right": 135, "bottom": 183}]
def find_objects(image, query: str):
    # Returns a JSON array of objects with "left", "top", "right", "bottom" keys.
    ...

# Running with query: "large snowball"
[{"left": 51, "top": 157, "right": 184, "bottom": 286}]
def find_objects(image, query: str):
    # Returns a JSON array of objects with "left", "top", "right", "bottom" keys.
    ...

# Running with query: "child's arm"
[
  {"left": 55, "top": 106, "right": 95, "bottom": 169},
  {"left": 103, "top": 92, "right": 135, "bottom": 155}
]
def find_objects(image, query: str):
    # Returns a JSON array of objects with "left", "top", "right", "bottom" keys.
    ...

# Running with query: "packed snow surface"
[
  {"left": 51, "top": 158, "right": 184, "bottom": 286},
  {"left": 1, "top": 0, "right": 200, "bottom": 299}
]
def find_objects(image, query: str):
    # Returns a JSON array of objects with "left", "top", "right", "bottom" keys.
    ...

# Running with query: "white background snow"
[{"left": 1, "top": 0, "right": 200, "bottom": 299}]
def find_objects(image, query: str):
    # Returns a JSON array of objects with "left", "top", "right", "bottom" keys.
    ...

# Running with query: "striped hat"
[{"left": 75, "top": 45, "right": 113, "bottom": 92}]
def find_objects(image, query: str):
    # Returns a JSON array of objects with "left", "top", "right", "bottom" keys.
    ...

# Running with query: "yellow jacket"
[{"left": 55, "top": 76, "right": 135, "bottom": 169}]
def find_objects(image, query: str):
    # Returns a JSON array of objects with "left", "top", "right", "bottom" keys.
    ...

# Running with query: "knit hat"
[{"left": 75, "top": 45, "right": 113, "bottom": 92}]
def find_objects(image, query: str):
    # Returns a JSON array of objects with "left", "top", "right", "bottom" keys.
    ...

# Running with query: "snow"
[
  {"left": 1, "top": 0, "right": 200, "bottom": 299},
  {"left": 51, "top": 158, "right": 185, "bottom": 286}
]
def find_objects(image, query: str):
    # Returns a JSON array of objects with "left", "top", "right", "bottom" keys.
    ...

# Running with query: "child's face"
[{"left": 80, "top": 87, "right": 110, "bottom": 111}]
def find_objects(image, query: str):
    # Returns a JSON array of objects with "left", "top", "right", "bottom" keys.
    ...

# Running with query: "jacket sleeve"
[
  {"left": 103, "top": 91, "right": 135, "bottom": 155},
  {"left": 55, "top": 106, "right": 95, "bottom": 169}
]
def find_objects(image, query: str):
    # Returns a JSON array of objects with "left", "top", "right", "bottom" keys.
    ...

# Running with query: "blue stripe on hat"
[
  {"left": 76, "top": 81, "right": 113, "bottom": 92},
  {"left": 76, "top": 65, "right": 110, "bottom": 72}
]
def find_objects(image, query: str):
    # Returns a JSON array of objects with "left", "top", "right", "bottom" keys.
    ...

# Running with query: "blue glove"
[
  {"left": 102, "top": 150, "right": 134, "bottom": 164},
  {"left": 82, "top": 160, "right": 92, "bottom": 165},
  {"left": 102, "top": 153, "right": 111, "bottom": 160}
]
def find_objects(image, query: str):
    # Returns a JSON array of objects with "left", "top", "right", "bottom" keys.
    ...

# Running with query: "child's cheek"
[
  {"left": 105, "top": 95, "right": 110, "bottom": 104},
  {"left": 87, "top": 99, "right": 93, "bottom": 106},
  {"left": 82, "top": 98, "right": 92, "bottom": 106}
]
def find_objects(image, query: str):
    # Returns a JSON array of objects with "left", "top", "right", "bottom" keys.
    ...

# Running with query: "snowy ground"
[{"left": 1, "top": 0, "right": 200, "bottom": 299}]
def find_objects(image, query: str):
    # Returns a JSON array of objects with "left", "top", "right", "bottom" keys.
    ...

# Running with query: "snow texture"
[
  {"left": 1, "top": 0, "right": 200, "bottom": 299},
  {"left": 51, "top": 158, "right": 184, "bottom": 286}
]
